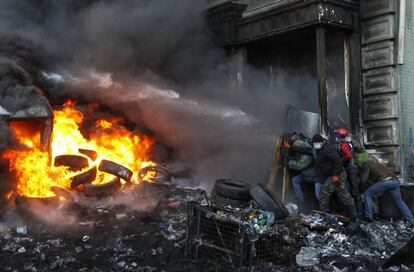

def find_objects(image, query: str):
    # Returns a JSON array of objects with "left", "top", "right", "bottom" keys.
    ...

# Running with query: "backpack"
[{"left": 351, "top": 138, "right": 365, "bottom": 153}]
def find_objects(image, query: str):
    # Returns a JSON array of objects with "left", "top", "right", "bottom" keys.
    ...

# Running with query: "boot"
[
  {"left": 347, "top": 205, "right": 359, "bottom": 221},
  {"left": 355, "top": 198, "right": 364, "bottom": 217}
]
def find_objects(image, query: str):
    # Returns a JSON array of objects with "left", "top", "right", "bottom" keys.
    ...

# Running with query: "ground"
[{"left": 0, "top": 184, "right": 413, "bottom": 272}]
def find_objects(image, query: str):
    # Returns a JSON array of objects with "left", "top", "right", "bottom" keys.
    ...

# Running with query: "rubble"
[
  {"left": 296, "top": 246, "right": 319, "bottom": 267},
  {"left": 285, "top": 203, "right": 299, "bottom": 217},
  {"left": 1, "top": 180, "right": 414, "bottom": 272},
  {"left": 16, "top": 226, "right": 27, "bottom": 235},
  {"left": 0, "top": 182, "right": 207, "bottom": 272}
]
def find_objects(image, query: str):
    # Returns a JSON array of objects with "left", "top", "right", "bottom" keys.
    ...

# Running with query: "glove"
[
  {"left": 331, "top": 175, "right": 340, "bottom": 183},
  {"left": 281, "top": 156, "right": 289, "bottom": 166},
  {"left": 281, "top": 147, "right": 288, "bottom": 159}
]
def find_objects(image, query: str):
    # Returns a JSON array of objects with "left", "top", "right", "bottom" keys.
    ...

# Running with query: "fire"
[{"left": 2, "top": 100, "right": 155, "bottom": 197}]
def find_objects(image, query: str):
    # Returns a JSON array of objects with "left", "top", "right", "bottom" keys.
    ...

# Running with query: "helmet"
[{"left": 334, "top": 127, "right": 349, "bottom": 139}]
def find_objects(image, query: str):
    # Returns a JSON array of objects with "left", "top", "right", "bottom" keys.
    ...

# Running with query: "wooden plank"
[
  {"left": 267, "top": 137, "right": 282, "bottom": 194},
  {"left": 282, "top": 165, "right": 288, "bottom": 202}
]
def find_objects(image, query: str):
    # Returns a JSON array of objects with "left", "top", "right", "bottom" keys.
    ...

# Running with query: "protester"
[
  {"left": 281, "top": 133, "right": 322, "bottom": 207},
  {"left": 334, "top": 127, "right": 363, "bottom": 215},
  {"left": 360, "top": 160, "right": 414, "bottom": 226},
  {"left": 311, "top": 134, "right": 359, "bottom": 220}
]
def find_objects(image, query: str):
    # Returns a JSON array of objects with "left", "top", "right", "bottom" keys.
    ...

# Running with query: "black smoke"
[{"left": 0, "top": 0, "right": 317, "bottom": 188}]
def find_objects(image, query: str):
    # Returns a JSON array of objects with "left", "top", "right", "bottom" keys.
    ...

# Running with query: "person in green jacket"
[
  {"left": 281, "top": 133, "right": 323, "bottom": 205},
  {"left": 349, "top": 135, "right": 377, "bottom": 168}
]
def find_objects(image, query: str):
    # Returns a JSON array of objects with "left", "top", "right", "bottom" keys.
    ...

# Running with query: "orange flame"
[{"left": 2, "top": 100, "right": 155, "bottom": 197}]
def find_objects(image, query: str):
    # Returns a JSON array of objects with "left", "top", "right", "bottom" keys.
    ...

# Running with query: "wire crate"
[{"left": 185, "top": 202, "right": 301, "bottom": 271}]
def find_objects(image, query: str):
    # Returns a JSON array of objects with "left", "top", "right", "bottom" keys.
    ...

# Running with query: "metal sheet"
[
  {"left": 361, "top": 14, "right": 395, "bottom": 45},
  {"left": 362, "top": 67, "right": 396, "bottom": 96},
  {"left": 364, "top": 119, "right": 399, "bottom": 146},
  {"left": 363, "top": 93, "right": 398, "bottom": 121},
  {"left": 285, "top": 105, "right": 320, "bottom": 137},
  {"left": 361, "top": 40, "right": 395, "bottom": 70}
]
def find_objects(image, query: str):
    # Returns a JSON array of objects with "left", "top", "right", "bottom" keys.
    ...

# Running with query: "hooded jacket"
[
  {"left": 285, "top": 137, "right": 314, "bottom": 171},
  {"left": 359, "top": 160, "right": 396, "bottom": 192},
  {"left": 313, "top": 140, "right": 344, "bottom": 178}
]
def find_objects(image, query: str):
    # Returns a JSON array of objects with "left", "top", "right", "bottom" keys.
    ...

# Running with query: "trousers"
[{"left": 364, "top": 179, "right": 414, "bottom": 225}]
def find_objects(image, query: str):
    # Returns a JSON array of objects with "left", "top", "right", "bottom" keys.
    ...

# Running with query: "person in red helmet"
[{"left": 334, "top": 127, "right": 364, "bottom": 215}]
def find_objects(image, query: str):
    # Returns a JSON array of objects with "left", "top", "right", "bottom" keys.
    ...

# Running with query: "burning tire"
[
  {"left": 211, "top": 193, "right": 250, "bottom": 210},
  {"left": 137, "top": 165, "right": 172, "bottom": 184},
  {"left": 83, "top": 177, "right": 121, "bottom": 197},
  {"left": 78, "top": 149, "right": 98, "bottom": 161},
  {"left": 98, "top": 159, "right": 133, "bottom": 182},
  {"left": 249, "top": 183, "right": 289, "bottom": 219},
  {"left": 168, "top": 165, "right": 192, "bottom": 178},
  {"left": 70, "top": 166, "right": 97, "bottom": 189},
  {"left": 213, "top": 178, "right": 251, "bottom": 201},
  {"left": 50, "top": 186, "right": 72, "bottom": 201},
  {"left": 54, "top": 155, "right": 89, "bottom": 170}
]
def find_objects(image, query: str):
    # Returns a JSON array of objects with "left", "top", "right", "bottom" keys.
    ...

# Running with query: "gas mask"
[
  {"left": 344, "top": 136, "right": 352, "bottom": 143},
  {"left": 313, "top": 142, "right": 323, "bottom": 150}
]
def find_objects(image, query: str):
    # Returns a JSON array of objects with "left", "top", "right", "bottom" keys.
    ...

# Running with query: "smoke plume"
[{"left": 0, "top": 0, "right": 318, "bottom": 188}]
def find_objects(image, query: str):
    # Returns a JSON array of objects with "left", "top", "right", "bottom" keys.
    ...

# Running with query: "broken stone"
[
  {"left": 75, "top": 247, "right": 83, "bottom": 253},
  {"left": 285, "top": 203, "right": 299, "bottom": 217},
  {"left": 23, "top": 263, "right": 34, "bottom": 271},
  {"left": 18, "top": 247, "right": 26, "bottom": 253},
  {"left": 117, "top": 261, "right": 126, "bottom": 268},
  {"left": 157, "top": 246, "right": 163, "bottom": 255},
  {"left": 47, "top": 239, "right": 61, "bottom": 247},
  {"left": 296, "top": 247, "right": 319, "bottom": 267}
]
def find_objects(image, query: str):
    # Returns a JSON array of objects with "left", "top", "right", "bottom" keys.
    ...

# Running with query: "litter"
[{"left": 16, "top": 226, "right": 27, "bottom": 235}]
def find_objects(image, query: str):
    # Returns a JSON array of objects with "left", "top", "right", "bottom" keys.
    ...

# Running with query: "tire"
[
  {"left": 78, "top": 149, "right": 98, "bottom": 161},
  {"left": 211, "top": 193, "right": 250, "bottom": 210},
  {"left": 137, "top": 166, "right": 172, "bottom": 183},
  {"left": 50, "top": 186, "right": 72, "bottom": 201},
  {"left": 98, "top": 159, "right": 133, "bottom": 182},
  {"left": 54, "top": 155, "right": 89, "bottom": 170},
  {"left": 70, "top": 166, "right": 97, "bottom": 189},
  {"left": 83, "top": 177, "right": 121, "bottom": 197},
  {"left": 249, "top": 183, "right": 289, "bottom": 219},
  {"left": 213, "top": 178, "right": 251, "bottom": 201}
]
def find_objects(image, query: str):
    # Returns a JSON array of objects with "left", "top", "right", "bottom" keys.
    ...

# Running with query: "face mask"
[
  {"left": 344, "top": 136, "right": 352, "bottom": 143},
  {"left": 313, "top": 143, "right": 323, "bottom": 150}
]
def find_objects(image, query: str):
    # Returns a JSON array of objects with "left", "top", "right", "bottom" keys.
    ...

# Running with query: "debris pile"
[
  {"left": 286, "top": 213, "right": 414, "bottom": 272},
  {"left": 0, "top": 183, "right": 208, "bottom": 272},
  {"left": 0, "top": 177, "right": 413, "bottom": 272}
]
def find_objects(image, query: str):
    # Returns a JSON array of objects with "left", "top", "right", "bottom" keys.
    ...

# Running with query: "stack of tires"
[
  {"left": 211, "top": 179, "right": 289, "bottom": 220},
  {"left": 211, "top": 178, "right": 251, "bottom": 210}
]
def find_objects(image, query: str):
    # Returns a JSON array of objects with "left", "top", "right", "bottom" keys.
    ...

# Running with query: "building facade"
[{"left": 207, "top": 0, "right": 414, "bottom": 182}]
